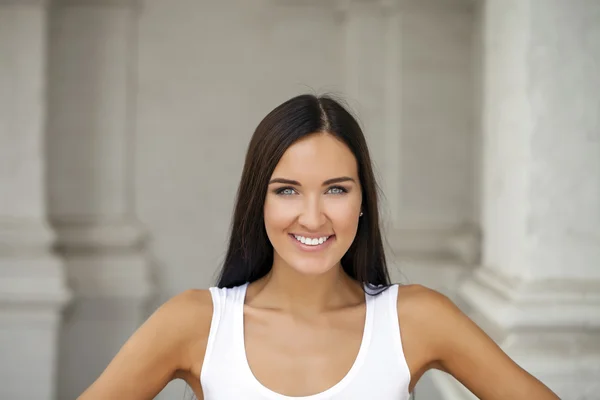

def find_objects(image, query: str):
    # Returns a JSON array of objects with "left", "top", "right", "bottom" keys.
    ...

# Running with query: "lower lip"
[{"left": 289, "top": 234, "right": 335, "bottom": 252}]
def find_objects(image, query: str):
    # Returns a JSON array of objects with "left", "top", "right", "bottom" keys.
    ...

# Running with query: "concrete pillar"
[
  {"left": 0, "top": 1, "right": 71, "bottom": 399},
  {"left": 46, "top": 1, "right": 154, "bottom": 398},
  {"left": 433, "top": 1, "right": 600, "bottom": 399}
]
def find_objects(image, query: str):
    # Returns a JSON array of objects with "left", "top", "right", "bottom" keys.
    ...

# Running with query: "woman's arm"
[
  {"left": 398, "top": 285, "right": 560, "bottom": 400},
  {"left": 78, "top": 289, "right": 213, "bottom": 400}
]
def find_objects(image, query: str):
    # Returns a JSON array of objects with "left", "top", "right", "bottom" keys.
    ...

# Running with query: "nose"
[{"left": 298, "top": 197, "right": 326, "bottom": 230}]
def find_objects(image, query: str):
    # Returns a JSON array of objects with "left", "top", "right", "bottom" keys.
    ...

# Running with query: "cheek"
[
  {"left": 263, "top": 196, "right": 296, "bottom": 233},
  {"left": 327, "top": 203, "right": 360, "bottom": 237}
]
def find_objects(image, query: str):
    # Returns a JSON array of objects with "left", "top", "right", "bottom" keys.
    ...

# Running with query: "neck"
[{"left": 248, "top": 259, "right": 363, "bottom": 315}]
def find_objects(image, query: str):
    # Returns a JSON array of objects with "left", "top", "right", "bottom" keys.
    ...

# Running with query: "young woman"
[{"left": 79, "top": 95, "right": 559, "bottom": 399}]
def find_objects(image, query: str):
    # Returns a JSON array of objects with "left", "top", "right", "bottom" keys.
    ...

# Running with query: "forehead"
[{"left": 271, "top": 133, "right": 358, "bottom": 179}]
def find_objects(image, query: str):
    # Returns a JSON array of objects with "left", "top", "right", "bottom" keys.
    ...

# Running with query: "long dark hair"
[{"left": 216, "top": 94, "right": 390, "bottom": 290}]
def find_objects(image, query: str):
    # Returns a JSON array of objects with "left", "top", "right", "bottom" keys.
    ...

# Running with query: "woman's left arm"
[{"left": 402, "top": 286, "right": 560, "bottom": 400}]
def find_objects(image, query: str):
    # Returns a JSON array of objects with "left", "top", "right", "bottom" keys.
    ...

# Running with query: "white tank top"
[{"left": 200, "top": 283, "right": 412, "bottom": 399}]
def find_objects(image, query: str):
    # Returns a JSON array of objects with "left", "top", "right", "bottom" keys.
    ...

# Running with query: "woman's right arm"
[{"left": 78, "top": 289, "right": 214, "bottom": 400}]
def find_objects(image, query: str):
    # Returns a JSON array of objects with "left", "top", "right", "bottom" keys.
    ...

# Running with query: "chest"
[{"left": 243, "top": 305, "right": 365, "bottom": 397}]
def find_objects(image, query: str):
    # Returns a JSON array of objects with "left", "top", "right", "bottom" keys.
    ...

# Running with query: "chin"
[{"left": 288, "top": 258, "right": 337, "bottom": 276}]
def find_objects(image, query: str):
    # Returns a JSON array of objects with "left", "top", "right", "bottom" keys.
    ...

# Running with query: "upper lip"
[{"left": 290, "top": 233, "right": 334, "bottom": 239}]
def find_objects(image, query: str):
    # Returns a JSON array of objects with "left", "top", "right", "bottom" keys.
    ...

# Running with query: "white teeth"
[{"left": 293, "top": 235, "right": 330, "bottom": 246}]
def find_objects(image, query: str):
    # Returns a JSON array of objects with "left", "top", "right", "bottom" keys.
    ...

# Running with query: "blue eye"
[
  {"left": 327, "top": 186, "right": 348, "bottom": 195},
  {"left": 275, "top": 187, "right": 297, "bottom": 196}
]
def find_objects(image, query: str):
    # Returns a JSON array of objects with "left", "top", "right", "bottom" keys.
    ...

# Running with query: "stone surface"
[
  {"left": 45, "top": 2, "right": 153, "bottom": 398},
  {"left": 441, "top": 1, "right": 600, "bottom": 399},
  {"left": 0, "top": 2, "right": 71, "bottom": 400}
]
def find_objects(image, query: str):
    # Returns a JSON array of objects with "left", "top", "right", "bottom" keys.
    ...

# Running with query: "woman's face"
[{"left": 264, "top": 133, "right": 362, "bottom": 276}]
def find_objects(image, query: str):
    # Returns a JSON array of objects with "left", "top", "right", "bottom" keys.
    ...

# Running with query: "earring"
[{"left": 359, "top": 212, "right": 363, "bottom": 217}]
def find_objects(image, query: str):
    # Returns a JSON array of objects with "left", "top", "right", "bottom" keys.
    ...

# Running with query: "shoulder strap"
[{"left": 202, "top": 287, "right": 226, "bottom": 371}]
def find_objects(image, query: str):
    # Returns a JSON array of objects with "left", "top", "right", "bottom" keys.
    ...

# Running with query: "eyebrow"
[{"left": 268, "top": 176, "right": 356, "bottom": 186}]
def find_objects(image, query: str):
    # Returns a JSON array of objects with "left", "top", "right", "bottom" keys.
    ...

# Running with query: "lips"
[
  {"left": 288, "top": 233, "right": 336, "bottom": 252},
  {"left": 292, "top": 234, "right": 331, "bottom": 246}
]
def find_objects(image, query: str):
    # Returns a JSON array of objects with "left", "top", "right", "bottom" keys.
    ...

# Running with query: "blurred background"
[{"left": 1, "top": 0, "right": 599, "bottom": 399}]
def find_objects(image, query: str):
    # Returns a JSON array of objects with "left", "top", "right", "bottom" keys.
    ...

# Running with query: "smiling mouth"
[{"left": 290, "top": 234, "right": 334, "bottom": 246}]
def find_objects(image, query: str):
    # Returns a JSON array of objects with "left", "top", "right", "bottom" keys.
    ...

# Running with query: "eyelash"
[{"left": 274, "top": 186, "right": 348, "bottom": 196}]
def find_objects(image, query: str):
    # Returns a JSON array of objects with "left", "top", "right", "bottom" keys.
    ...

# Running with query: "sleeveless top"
[{"left": 200, "top": 283, "right": 412, "bottom": 399}]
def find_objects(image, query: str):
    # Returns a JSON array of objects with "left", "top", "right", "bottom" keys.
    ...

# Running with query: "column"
[
  {"left": 433, "top": 1, "right": 600, "bottom": 399},
  {"left": 0, "top": 1, "right": 71, "bottom": 399},
  {"left": 46, "top": 1, "right": 154, "bottom": 398}
]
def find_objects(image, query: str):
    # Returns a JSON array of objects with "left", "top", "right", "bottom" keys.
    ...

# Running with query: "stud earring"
[{"left": 359, "top": 212, "right": 363, "bottom": 217}]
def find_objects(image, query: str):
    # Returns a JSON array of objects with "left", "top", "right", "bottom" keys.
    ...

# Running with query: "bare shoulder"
[
  {"left": 142, "top": 288, "right": 214, "bottom": 350},
  {"left": 395, "top": 284, "right": 560, "bottom": 399},
  {"left": 396, "top": 283, "right": 456, "bottom": 325},
  {"left": 394, "top": 284, "right": 463, "bottom": 388},
  {"left": 155, "top": 289, "right": 214, "bottom": 370},
  {"left": 159, "top": 288, "right": 214, "bottom": 331},
  {"left": 155, "top": 289, "right": 213, "bottom": 372},
  {"left": 396, "top": 283, "right": 474, "bottom": 357},
  {"left": 78, "top": 289, "right": 214, "bottom": 399}
]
